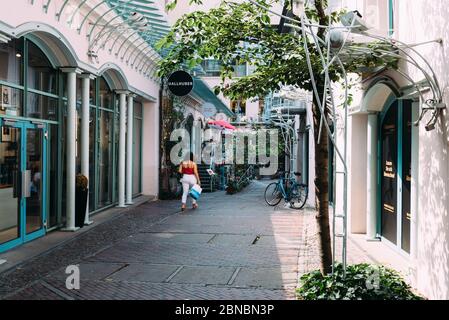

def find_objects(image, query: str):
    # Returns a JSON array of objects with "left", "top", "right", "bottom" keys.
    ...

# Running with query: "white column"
[
  {"left": 117, "top": 91, "right": 128, "bottom": 208},
  {"left": 366, "top": 113, "right": 378, "bottom": 240},
  {"left": 81, "top": 73, "right": 95, "bottom": 225},
  {"left": 126, "top": 94, "right": 134, "bottom": 204},
  {"left": 61, "top": 67, "right": 82, "bottom": 231}
]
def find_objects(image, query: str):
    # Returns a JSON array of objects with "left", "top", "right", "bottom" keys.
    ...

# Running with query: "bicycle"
[{"left": 264, "top": 171, "right": 308, "bottom": 210}]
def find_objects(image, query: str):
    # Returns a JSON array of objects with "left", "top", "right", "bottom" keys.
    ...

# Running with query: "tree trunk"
[{"left": 312, "top": 95, "right": 333, "bottom": 275}]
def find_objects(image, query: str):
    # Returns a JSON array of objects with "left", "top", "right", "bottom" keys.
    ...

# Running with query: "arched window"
[
  {"left": 0, "top": 39, "right": 24, "bottom": 117},
  {"left": 97, "top": 77, "right": 115, "bottom": 208}
]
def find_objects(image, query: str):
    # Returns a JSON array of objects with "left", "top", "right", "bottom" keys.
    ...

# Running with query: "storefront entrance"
[
  {"left": 379, "top": 99, "right": 412, "bottom": 253},
  {"left": 0, "top": 118, "right": 47, "bottom": 251}
]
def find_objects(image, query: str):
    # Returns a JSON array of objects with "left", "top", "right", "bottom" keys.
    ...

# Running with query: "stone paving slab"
[
  {"left": 125, "top": 232, "right": 215, "bottom": 244},
  {"left": 86, "top": 241, "right": 300, "bottom": 267},
  {"left": 169, "top": 266, "right": 236, "bottom": 285},
  {"left": 107, "top": 264, "right": 181, "bottom": 283},
  {"left": 2, "top": 181, "right": 306, "bottom": 300},
  {"left": 38, "top": 279, "right": 296, "bottom": 300},
  {"left": 208, "top": 234, "right": 257, "bottom": 246},
  {"left": 232, "top": 267, "right": 298, "bottom": 289},
  {"left": 48, "top": 262, "right": 127, "bottom": 281}
]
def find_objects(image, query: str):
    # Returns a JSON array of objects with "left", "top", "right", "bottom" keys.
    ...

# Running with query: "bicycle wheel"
[
  {"left": 264, "top": 182, "right": 283, "bottom": 206},
  {"left": 290, "top": 184, "right": 308, "bottom": 210}
]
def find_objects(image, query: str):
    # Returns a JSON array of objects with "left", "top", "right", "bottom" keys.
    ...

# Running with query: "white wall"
[
  {"left": 395, "top": 0, "right": 449, "bottom": 300},
  {"left": 341, "top": 0, "right": 449, "bottom": 299},
  {"left": 142, "top": 100, "right": 160, "bottom": 197}
]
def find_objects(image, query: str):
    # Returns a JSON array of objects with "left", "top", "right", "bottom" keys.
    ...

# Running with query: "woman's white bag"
[{"left": 189, "top": 184, "right": 202, "bottom": 200}]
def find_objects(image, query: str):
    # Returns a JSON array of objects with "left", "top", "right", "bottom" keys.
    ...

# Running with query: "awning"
[{"left": 192, "top": 78, "right": 234, "bottom": 117}]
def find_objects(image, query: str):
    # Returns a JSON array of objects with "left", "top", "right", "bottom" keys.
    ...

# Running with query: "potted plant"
[{"left": 75, "top": 174, "right": 89, "bottom": 228}]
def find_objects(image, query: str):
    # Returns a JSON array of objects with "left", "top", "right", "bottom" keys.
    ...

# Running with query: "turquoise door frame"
[
  {"left": 0, "top": 118, "right": 47, "bottom": 253},
  {"left": 377, "top": 96, "right": 409, "bottom": 252}
]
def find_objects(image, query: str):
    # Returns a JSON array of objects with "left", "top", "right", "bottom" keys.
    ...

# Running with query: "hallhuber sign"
[{"left": 167, "top": 70, "right": 194, "bottom": 97}]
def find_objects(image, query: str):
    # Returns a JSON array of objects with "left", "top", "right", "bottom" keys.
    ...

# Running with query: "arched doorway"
[{"left": 379, "top": 98, "right": 412, "bottom": 253}]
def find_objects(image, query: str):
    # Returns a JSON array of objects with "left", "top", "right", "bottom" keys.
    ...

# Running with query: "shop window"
[
  {"left": 113, "top": 111, "right": 119, "bottom": 202},
  {"left": 133, "top": 116, "right": 142, "bottom": 195},
  {"left": 89, "top": 107, "right": 96, "bottom": 211},
  {"left": 0, "top": 38, "right": 23, "bottom": 85},
  {"left": 99, "top": 77, "right": 114, "bottom": 110},
  {"left": 134, "top": 101, "right": 143, "bottom": 118},
  {"left": 201, "top": 59, "right": 248, "bottom": 77},
  {"left": 0, "top": 86, "right": 23, "bottom": 117},
  {"left": 132, "top": 100, "right": 143, "bottom": 195},
  {"left": 201, "top": 60, "right": 222, "bottom": 77},
  {"left": 98, "top": 109, "right": 114, "bottom": 208},
  {"left": 27, "top": 41, "right": 57, "bottom": 94},
  {"left": 26, "top": 92, "right": 58, "bottom": 121}
]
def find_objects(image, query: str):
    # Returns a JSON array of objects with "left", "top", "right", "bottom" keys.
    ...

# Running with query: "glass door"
[
  {"left": 379, "top": 100, "right": 412, "bottom": 253},
  {"left": 24, "top": 124, "right": 45, "bottom": 241},
  {"left": 0, "top": 119, "right": 47, "bottom": 252},
  {"left": 0, "top": 121, "right": 21, "bottom": 250}
]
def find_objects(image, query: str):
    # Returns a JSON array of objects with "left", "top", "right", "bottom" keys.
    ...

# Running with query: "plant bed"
[
  {"left": 297, "top": 263, "right": 423, "bottom": 300},
  {"left": 225, "top": 177, "right": 250, "bottom": 195}
]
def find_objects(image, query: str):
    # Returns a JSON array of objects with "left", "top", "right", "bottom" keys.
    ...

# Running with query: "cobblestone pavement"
[{"left": 1, "top": 181, "right": 311, "bottom": 300}]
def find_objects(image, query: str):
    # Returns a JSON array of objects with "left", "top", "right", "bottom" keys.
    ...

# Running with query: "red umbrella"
[{"left": 208, "top": 120, "right": 236, "bottom": 131}]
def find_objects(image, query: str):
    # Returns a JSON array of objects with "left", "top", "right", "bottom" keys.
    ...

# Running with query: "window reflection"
[
  {"left": 27, "top": 41, "right": 57, "bottom": 94},
  {"left": 98, "top": 110, "right": 114, "bottom": 208},
  {"left": 0, "top": 86, "right": 23, "bottom": 117},
  {"left": 133, "top": 113, "right": 142, "bottom": 195},
  {"left": 26, "top": 92, "right": 58, "bottom": 120},
  {"left": 99, "top": 78, "right": 114, "bottom": 110},
  {"left": 0, "top": 38, "right": 23, "bottom": 85}
]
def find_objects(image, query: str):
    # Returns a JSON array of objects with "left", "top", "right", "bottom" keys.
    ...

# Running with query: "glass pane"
[
  {"left": 0, "top": 86, "right": 23, "bottom": 117},
  {"left": 0, "top": 38, "right": 23, "bottom": 85},
  {"left": 76, "top": 106, "right": 81, "bottom": 172},
  {"left": 98, "top": 110, "right": 113, "bottom": 208},
  {"left": 0, "top": 126, "right": 20, "bottom": 244},
  {"left": 114, "top": 112, "right": 119, "bottom": 202},
  {"left": 76, "top": 78, "right": 82, "bottom": 104},
  {"left": 134, "top": 101, "right": 143, "bottom": 118},
  {"left": 26, "top": 128, "right": 43, "bottom": 235},
  {"left": 90, "top": 79, "right": 96, "bottom": 105},
  {"left": 381, "top": 102, "right": 398, "bottom": 245},
  {"left": 48, "top": 124, "right": 59, "bottom": 228},
  {"left": 26, "top": 92, "right": 58, "bottom": 121},
  {"left": 27, "top": 41, "right": 57, "bottom": 94},
  {"left": 89, "top": 107, "right": 96, "bottom": 211},
  {"left": 133, "top": 118, "right": 142, "bottom": 195},
  {"left": 99, "top": 78, "right": 114, "bottom": 110}
]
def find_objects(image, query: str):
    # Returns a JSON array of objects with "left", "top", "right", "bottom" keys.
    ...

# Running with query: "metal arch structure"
[
  {"left": 86, "top": 2, "right": 133, "bottom": 42},
  {"left": 246, "top": 0, "right": 445, "bottom": 276},
  {"left": 127, "top": 35, "right": 158, "bottom": 63},
  {"left": 42, "top": 0, "right": 171, "bottom": 80}
]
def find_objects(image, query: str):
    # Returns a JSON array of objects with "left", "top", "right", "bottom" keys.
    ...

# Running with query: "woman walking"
[{"left": 179, "top": 152, "right": 201, "bottom": 211}]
